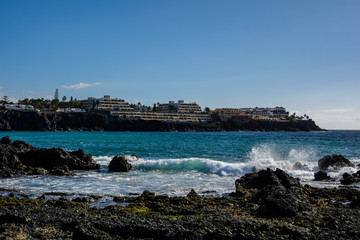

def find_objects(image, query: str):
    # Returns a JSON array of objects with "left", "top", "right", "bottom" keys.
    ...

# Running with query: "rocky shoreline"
[
  {"left": 2, "top": 137, "right": 360, "bottom": 239},
  {"left": 1, "top": 168, "right": 360, "bottom": 239},
  {"left": 0, "top": 110, "right": 324, "bottom": 132}
]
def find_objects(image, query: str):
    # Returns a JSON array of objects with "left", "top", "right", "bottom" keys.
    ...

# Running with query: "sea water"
[{"left": 1, "top": 131, "right": 360, "bottom": 198}]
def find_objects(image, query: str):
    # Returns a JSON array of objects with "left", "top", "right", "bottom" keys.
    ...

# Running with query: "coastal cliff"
[{"left": 0, "top": 110, "right": 323, "bottom": 132}]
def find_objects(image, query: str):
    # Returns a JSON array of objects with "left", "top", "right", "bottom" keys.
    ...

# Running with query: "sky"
[{"left": 0, "top": 0, "right": 359, "bottom": 129}]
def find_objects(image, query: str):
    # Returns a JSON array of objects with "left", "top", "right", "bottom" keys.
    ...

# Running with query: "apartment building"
[
  {"left": 81, "top": 95, "right": 134, "bottom": 111},
  {"left": 214, "top": 107, "right": 288, "bottom": 120},
  {"left": 157, "top": 100, "right": 203, "bottom": 113},
  {"left": 111, "top": 110, "right": 212, "bottom": 123},
  {"left": 213, "top": 108, "right": 244, "bottom": 121}
]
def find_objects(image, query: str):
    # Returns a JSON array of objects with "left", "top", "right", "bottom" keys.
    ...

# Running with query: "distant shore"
[{"left": 0, "top": 110, "right": 324, "bottom": 132}]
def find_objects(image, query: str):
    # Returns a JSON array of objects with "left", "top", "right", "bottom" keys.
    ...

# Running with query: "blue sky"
[{"left": 0, "top": 0, "right": 359, "bottom": 129}]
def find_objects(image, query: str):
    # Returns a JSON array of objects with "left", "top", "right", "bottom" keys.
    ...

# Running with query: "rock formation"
[
  {"left": 108, "top": 155, "right": 133, "bottom": 172},
  {"left": 0, "top": 136, "right": 100, "bottom": 177},
  {"left": 233, "top": 168, "right": 311, "bottom": 217},
  {"left": 314, "top": 171, "right": 335, "bottom": 181},
  {"left": 318, "top": 154, "right": 355, "bottom": 171}
]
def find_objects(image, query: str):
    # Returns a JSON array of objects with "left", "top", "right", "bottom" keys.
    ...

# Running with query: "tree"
[
  {"left": 152, "top": 103, "right": 157, "bottom": 112},
  {"left": 51, "top": 99, "right": 59, "bottom": 110},
  {"left": 2, "top": 96, "right": 9, "bottom": 105},
  {"left": 204, "top": 107, "right": 210, "bottom": 113},
  {"left": 62, "top": 96, "right": 67, "bottom": 102}
]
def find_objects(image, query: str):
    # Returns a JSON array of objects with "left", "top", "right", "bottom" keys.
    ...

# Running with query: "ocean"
[{"left": 1, "top": 131, "right": 360, "bottom": 199}]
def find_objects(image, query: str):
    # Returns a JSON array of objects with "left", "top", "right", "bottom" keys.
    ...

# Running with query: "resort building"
[
  {"left": 81, "top": 95, "right": 134, "bottom": 111},
  {"left": 213, "top": 108, "right": 244, "bottom": 121},
  {"left": 157, "top": 100, "right": 203, "bottom": 113},
  {"left": 56, "top": 108, "right": 86, "bottom": 113},
  {"left": 214, "top": 107, "right": 288, "bottom": 120},
  {"left": 80, "top": 96, "right": 212, "bottom": 123},
  {"left": 4, "top": 104, "right": 35, "bottom": 111},
  {"left": 110, "top": 110, "right": 212, "bottom": 123}
]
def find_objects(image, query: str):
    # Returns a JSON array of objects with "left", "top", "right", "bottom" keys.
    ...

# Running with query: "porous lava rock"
[
  {"left": 0, "top": 136, "right": 100, "bottom": 177},
  {"left": 314, "top": 171, "right": 335, "bottom": 181},
  {"left": 318, "top": 155, "right": 355, "bottom": 171},
  {"left": 340, "top": 171, "right": 360, "bottom": 185},
  {"left": 108, "top": 155, "right": 132, "bottom": 172},
  {"left": 234, "top": 168, "right": 311, "bottom": 218}
]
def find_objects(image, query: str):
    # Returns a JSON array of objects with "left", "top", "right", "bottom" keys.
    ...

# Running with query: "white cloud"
[
  {"left": 321, "top": 108, "right": 353, "bottom": 113},
  {"left": 0, "top": 86, "right": 3, "bottom": 90},
  {"left": 62, "top": 82, "right": 101, "bottom": 89}
]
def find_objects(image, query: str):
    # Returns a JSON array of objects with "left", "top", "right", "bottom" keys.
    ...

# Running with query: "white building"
[
  {"left": 4, "top": 104, "right": 35, "bottom": 111},
  {"left": 80, "top": 95, "right": 134, "bottom": 111},
  {"left": 157, "top": 100, "right": 203, "bottom": 113}
]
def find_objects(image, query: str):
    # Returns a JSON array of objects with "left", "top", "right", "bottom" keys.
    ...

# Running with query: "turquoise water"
[{"left": 1, "top": 131, "right": 360, "bottom": 197}]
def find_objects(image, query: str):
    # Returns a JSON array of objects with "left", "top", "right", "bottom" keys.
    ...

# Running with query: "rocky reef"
[
  {"left": 0, "top": 136, "right": 100, "bottom": 177},
  {"left": 0, "top": 110, "right": 324, "bottom": 132},
  {"left": 1, "top": 168, "right": 360, "bottom": 239}
]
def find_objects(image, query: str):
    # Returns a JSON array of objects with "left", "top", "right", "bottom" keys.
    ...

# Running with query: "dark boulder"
[
  {"left": 318, "top": 155, "right": 354, "bottom": 171},
  {"left": 234, "top": 168, "right": 311, "bottom": 218},
  {"left": 187, "top": 189, "right": 201, "bottom": 201},
  {"left": 0, "top": 136, "right": 11, "bottom": 144},
  {"left": 314, "top": 171, "right": 335, "bottom": 181},
  {"left": 108, "top": 155, "right": 132, "bottom": 172},
  {"left": 0, "top": 137, "right": 100, "bottom": 177},
  {"left": 340, "top": 172, "right": 360, "bottom": 185},
  {"left": 19, "top": 148, "right": 100, "bottom": 172}
]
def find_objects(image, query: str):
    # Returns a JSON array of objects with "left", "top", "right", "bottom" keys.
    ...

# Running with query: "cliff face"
[{"left": 0, "top": 110, "right": 324, "bottom": 132}]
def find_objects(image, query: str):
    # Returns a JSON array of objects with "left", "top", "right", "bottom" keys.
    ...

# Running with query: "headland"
[{"left": 0, "top": 110, "right": 323, "bottom": 132}]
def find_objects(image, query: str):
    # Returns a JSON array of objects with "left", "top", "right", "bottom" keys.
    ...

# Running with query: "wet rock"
[
  {"left": 73, "top": 222, "right": 112, "bottom": 240},
  {"left": 340, "top": 172, "right": 360, "bottom": 185},
  {"left": 49, "top": 165, "right": 71, "bottom": 176},
  {"left": 0, "top": 136, "right": 11, "bottom": 144},
  {"left": 0, "top": 137, "right": 100, "bottom": 177},
  {"left": 293, "top": 162, "right": 310, "bottom": 171},
  {"left": 108, "top": 155, "right": 132, "bottom": 172},
  {"left": 314, "top": 171, "right": 335, "bottom": 181},
  {"left": 318, "top": 155, "right": 355, "bottom": 171},
  {"left": 26, "top": 167, "right": 48, "bottom": 175},
  {"left": 140, "top": 190, "right": 155, "bottom": 198},
  {"left": 234, "top": 168, "right": 311, "bottom": 218},
  {"left": 72, "top": 196, "right": 95, "bottom": 203},
  {"left": 130, "top": 154, "right": 141, "bottom": 159},
  {"left": 187, "top": 189, "right": 201, "bottom": 201}
]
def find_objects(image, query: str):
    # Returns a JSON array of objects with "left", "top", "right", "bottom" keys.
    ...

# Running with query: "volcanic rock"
[
  {"left": 318, "top": 155, "right": 355, "bottom": 171},
  {"left": 0, "top": 136, "right": 100, "bottom": 177},
  {"left": 314, "top": 171, "right": 335, "bottom": 181},
  {"left": 340, "top": 171, "right": 360, "bottom": 185},
  {"left": 234, "top": 168, "right": 311, "bottom": 218},
  {"left": 0, "top": 136, "right": 11, "bottom": 144},
  {"left": 187, "top": 189, "right": 201, "bottom": 201},
  {"left": 108, "top": 155, "right": 132, "bottom": 172}
]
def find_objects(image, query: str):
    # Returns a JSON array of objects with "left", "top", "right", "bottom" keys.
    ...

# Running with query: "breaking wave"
[{"left": 93, "top": 144, "right": 360, "bottom": 181}]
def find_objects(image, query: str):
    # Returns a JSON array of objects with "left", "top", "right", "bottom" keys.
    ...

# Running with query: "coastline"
[
  {"left": 0, "top": 110, "right": 324, "bottom": 132},
  {"left": 1, "top": 171, "right": 360, "bottom": 239},
  {"left": 1, "top": 136, "right": 360, "bottom": 239}
]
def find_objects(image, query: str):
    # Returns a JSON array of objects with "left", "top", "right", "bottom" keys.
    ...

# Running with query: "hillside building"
[
  {"left": 80, "top": 95, "right": 134, "bottom": 111},
  {"left": 81, "top": 96, "right": 211, "bottom": 123},
  {"left": 214, "top": 107, "right": 288, "bottom": 120},
  {"left": 157, "top": 100, "right": 203, "bottom": 113}
]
